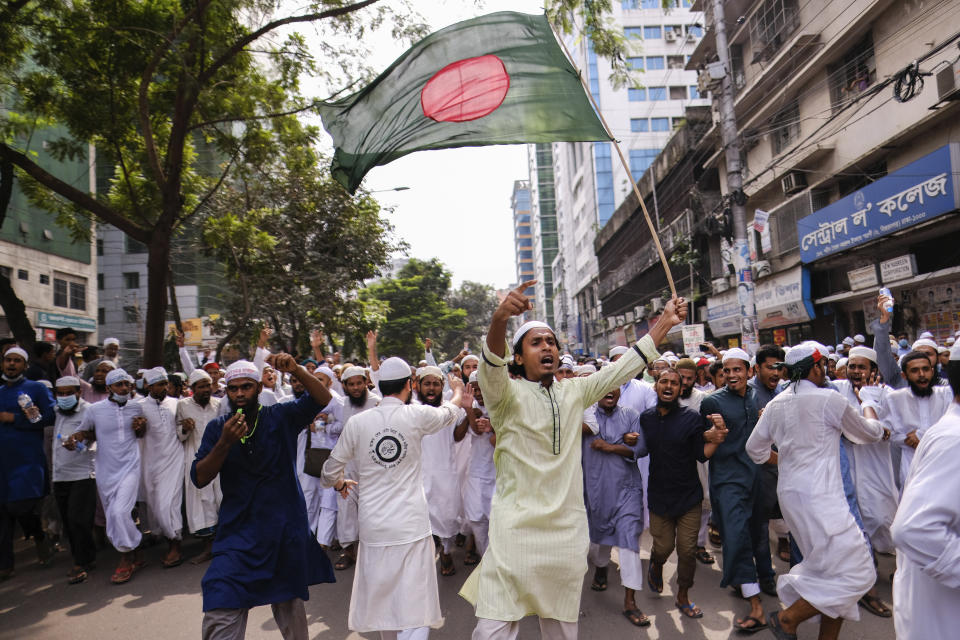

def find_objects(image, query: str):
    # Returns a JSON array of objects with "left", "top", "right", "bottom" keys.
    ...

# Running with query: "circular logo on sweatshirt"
[{"left": 370, "top": 428, "right": 407, "bottom": 468}]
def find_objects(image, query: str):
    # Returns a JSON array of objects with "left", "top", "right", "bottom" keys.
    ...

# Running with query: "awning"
[{"left": 706, "top": 288, "right": 740, "bottom": 337}]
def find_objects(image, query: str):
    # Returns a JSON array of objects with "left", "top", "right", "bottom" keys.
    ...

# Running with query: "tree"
[
  {"left": 358, "top": 258, "right": 466, "bottom": 363},
  {"left": 442, "top": 280, "right": 497, "bottom": 354},
  {"left": 0, "top": 0, "right": 425, "bottom": 365}
]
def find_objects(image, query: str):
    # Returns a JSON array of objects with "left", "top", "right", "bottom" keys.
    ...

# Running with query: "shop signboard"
[
  {"left": 682, "top": 324, "right": 706, "bottom": 355},
  {"left": 705, "top": 289, "right": 740, "bottom": 337},
  {"left": 754, "top": 266, "right": 815, "bottom": 329},
  {"left": 798, "top": 144, "right": 960, "bottom": 262},
  {"left": 36, "top": 311, "right": 96, "bottom": 332},
  {"left": 847, "top": 264, "right": 879, "bottom": 291},
  {"left": 880, "top": 254, "right": 917, "bottom": 283}
]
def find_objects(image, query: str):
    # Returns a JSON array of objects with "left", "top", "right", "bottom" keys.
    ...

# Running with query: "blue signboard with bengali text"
[{"left": 798, "top": 144, "right": 960, "bottom": 263}]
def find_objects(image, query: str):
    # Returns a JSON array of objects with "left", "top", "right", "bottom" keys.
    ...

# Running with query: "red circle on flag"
[{"left": 421, "top": 55, "right": 510, "bottom": 123}]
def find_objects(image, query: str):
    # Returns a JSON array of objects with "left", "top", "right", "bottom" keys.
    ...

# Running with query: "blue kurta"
[
  {"left": 0, "top": 378, "right": 55, "bottom": 503},
  {"left": 582, "top": 405, "right": 645, "bottom": 551},
  {"left": 191, "top": 395, "right": 335, "bottom": 611},
  {"left": 700, "top": 386, "right": 771, "bottom": 587}
]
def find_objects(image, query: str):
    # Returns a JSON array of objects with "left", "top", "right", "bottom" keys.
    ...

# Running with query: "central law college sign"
[{"left": 797, "top": 144, "right": 960, "bottom": 263}]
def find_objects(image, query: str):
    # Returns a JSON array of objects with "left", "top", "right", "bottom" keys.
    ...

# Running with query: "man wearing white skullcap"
[
  {"left": 192, "top": 353, "right": 335, "bottom": 637},
  {"left": 460, "top": 281, "right": 688, "bottom": 639},
  {"left": 462, "top": 370, "right": 496, "bottom": 558},
  {"left": 176, "top": 368, "right": 221, "bottom": 564},
  {"left": 102, "top": 337, "right": 121, "bottom": 367},
  {"left": 321, "top": 357, "right": 468, "bottom": 639},
  {"left": 890, "top": 342, "right": 960, "bottom": 640},
  {"left": 66, "top": 368, "right": 147, "bottom": 583},
  {"left": 747, "top": 341, "right": 888, "bottom": 640},
  {"left": 0, "top": 345, "right": 57, "bottom": 579}
]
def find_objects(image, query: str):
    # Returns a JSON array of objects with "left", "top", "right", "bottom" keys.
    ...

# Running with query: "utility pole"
[{"left": 711, "top": 0, "right": 759, "bottom": 353}]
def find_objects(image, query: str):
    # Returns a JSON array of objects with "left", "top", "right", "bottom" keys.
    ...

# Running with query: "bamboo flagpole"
[{"left": 551, "top": 26, "right": 677, "bottom": 299}]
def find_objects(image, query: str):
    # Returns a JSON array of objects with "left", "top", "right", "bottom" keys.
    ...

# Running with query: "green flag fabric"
[{"left": 318, "top": 12, "right": 612, "bottom": 193}]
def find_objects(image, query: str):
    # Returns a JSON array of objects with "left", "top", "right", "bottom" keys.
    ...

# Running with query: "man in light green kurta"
[{"left": 460, "top": 280, "right": 687, "bottom": 639}]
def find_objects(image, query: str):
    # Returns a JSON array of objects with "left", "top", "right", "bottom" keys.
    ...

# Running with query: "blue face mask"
[
  {"left": 111, "top": 392, "right": 129, "bottom": 403},
  {"left": 899, "top": 339, "right": 909, "bottom": 349},
  {"left": 56, "top": 395, "right": 79, "bottom": 411}
]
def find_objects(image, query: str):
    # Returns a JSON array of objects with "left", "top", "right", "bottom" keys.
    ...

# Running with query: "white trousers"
[
  {"left": 697, "top": 507, "right": 711, "bottom": 548},
  {"left": 471, "top": 617, "right": 577, "bottom": 640},
  {"left": 316, "top": 508, "right": 337, "bottom": 546},
  {"left": 470, "top": 518, "right": 489, "bottom": 555},
  {"left": 588, "top": 543, "right": 643, "bottom": 591},
  {"left": 380, "top": 627, "right": 429, "bottom": 640}
]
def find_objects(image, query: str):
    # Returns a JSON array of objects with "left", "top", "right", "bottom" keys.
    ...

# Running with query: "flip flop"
[
  {"left": 695, "top": 548, "right": 715, "bottom": 564},
  {"left": 67, "top": 569, "right": 88, "bottom": 585},
  {"left": 734, "top": 615, "right": 768, "bottom": 634},
  {"left": 162, "top": 556, "right": 183, "bottom": 569},
  {"left": 676, "top": 602, "right": 703, "bottom": 619},
  {"left": 767, "top": 611, "right": 798, "bottom": 640},
  {"left": 440, "top": 555, "right": 456, "bottom": 577},
  {"left": 858, "top": 594, "right": 892, "bottom": 618},
  {"left": 590, "top": 566, "right": 608, "bottom": 591},
  {"left": 111, "top": 566, "right": 134, "bottom": 584},
  {"left": 464, "top": 551, "right": 481, "bottom": 566},
  {"left": 647, "top": 565, "right": 663, "bottom": 593},
  {"left": 622, "top": 609, "right": 651, "bottom": 627},
  {"left": 335, "top": 553, "right": 354, "bottom": 570}
]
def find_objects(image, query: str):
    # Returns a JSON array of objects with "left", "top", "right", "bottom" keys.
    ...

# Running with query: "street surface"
[{"left": 0, "top": 531, "right": 896, "bottom": 639}]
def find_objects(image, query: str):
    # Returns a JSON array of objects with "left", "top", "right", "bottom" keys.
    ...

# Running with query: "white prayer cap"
[
  {"left": 103, "top": 337, "right": 120, "bottom": 347},
  {"left": 836, "top": 343, "right": 844, "bottom": 351},
  {"left": 938, "top": 346, "right": 949, "bottom": 354},
  {"left": 665, "top": 354, "right": 679, "bottom": 365},
  {"left": 105, "top": 368, "right": 133, "bottom": 386},
  {"left": 340, "top": 366, "right": 366, "bottom": 382},
  {"left": 663, "top": 351, "right": 676, "bottom": 358},
  {"left": 136, "top": 368, "right": 147, "bottom": 375},
  {"left": 919, "top": 331, "right": 934, "bottom": 340},
  {"left": 462, "top": 354, "right": 479, "bottom": 366},
  {"left": 55, "top": 375, "right": 81, "bottom": 388},
  {"left": 609, "top": 346, "right": 628, "bottom": 358},
  {"left": 828, "top": 353, "right": 840, "bottom": 362},
  {"left": 96, "top": 359, "right": 116, "bottom": 371},
  {"left": 837, "top": 357, "right": 849, "bottom": 369},
  {"left": 842, "top": 337, "right": 855, "bottom": 346},
  {"left": 512, "top": 320, "right": 554, "bottom": 349},
  {"left": 784, "top": 343, "right": 820, "bottom": 366},
  {"left": 315, "top": 365, "right": 336, "bottom": 382},
  {"left": 4, "top": 346, "right": 28, "bottom": 361},
  {"left": 559, "top": 355, "right": 575, "bottom": 370},
  {"left": 418, "top": 360, "right": 428, "bottom": 367},
  {"left": 379, "top": 356, "right": 412, "bottom": 382},
  {"left": 333, "top": 364, "right": 343, "bottom": 372},
  {"left": 951, "top": 344, "right": 960, "bottom": 361},
  {"left": 947, "top": 337, "right": 956, "bottom": 346},
  {"left": 853, "top": 334, "right": 866, "bottom": 343},
  {"left": 722, "top": 348, "right": 751, "bottom": 365},
  {"left": 827, "top": 345, "right": 835, "bottom": 353},
  {"left": 224, "top": 360, "right": 260, "bottom": 384},
  {"left": 574, "top": 364, "right": 596, "bottom": 375},
  {"left": 912, "top": 338, "right": 938, "bottom": 351},
  {"left": 417, "top": 365, "right": 444, "bottom": 382},
  {"left": 804, "top": 341, "right": 831, "bottom": 360},
  {"left": 143, "top": 367, "right": 168, "bottom": 386},
  {"left": 848, "top": 346, "right": 878, "bottom": 364},
  {"left": 187, "top": 369, "right": 212, "bottom": 387},
  {"left": 468, "top": 371, "right": 479, "bottom": 383},
  {"left": 39, "top": 379, "right": 53, "bottom": 389}
]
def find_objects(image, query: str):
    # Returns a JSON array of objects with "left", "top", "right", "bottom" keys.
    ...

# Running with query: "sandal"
[
  {"left": 162, "top": 556, "right": 183, "bottom": 569},
  {"left": 440, "top": 553, "right": 456, "bottom": 577},
  {"left": 464, "top": 550, "right": 481, "bottom": 566},
  {"left": 708, "top": 524, "right": 722, "bottom": 547},
  {"left": 590, "top": 566, "right": 607, "bottom": 591},
  {"left": 676, "top": 601, "right": 703, "bottom": 619},
  {"left": 111, "top": 565, "right": 134, "bottom": 584},
  {"left": 777, "top": 537, "right": 791, "bottom": 563},
  {"left": 647, "top": 564, "right": 664, "bottom": 594},
  {"left": 695, "top": 547, "right": 715, "bottom": 564},
  {"left": 335, "top": 553, "right": 354, "bottom": 571},
  {"left": 734, "top": 615, "right": 768, "bottom": 634},
  {"left": 858, "top": 594, "right": 892, "bottom": 618},
  {"left": 767, "top": 611, "right": 798, "bottom": 640},
  {"left": 622, "top": 609, "right": 651, "bottom": 627},
  {"left": 67, "top": 568, "right": 88, "bottom": 585}
]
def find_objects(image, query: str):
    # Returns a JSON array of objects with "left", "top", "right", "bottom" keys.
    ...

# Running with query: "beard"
[
  {"left": 420, "top": 392, "right": 442, "bottom": 407},
  {"left": 348, "top": 388, "right": 368, "bottom": 407},
  {"left": 680, "top": 385, "right": 693, "bottom": 399},
  {"left": 657, "top": 397, "right": 680, "bottom": 411},
  {"left": 908, "top": 379, "right": 934, "bottom": 398}
]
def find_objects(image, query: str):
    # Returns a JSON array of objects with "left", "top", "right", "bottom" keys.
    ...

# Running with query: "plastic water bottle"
[
  {"left": 57, "top": 432, "right": 84, "bottom": 452},
  {"left": 314, "top": 417, "right": 326, "bottom": 435},
  {"left": 879, "top": 287, "right": 894, "bottom": 313},
  {"left": 18, "top": 393, "right": 41, "bottom": 423}
]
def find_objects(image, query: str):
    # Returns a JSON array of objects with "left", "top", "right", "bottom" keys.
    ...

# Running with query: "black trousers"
[
  {"left": 53, "top": 479, "right": 97, "bottom": 567},
  {"left": 0, "top": 498, "right": 44, "bottom": 571}
]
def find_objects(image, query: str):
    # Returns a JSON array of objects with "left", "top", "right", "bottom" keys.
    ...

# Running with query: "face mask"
[
  {"left": 57, "top": 395, "right": 79, "bottom": 411},
  {"left": 111, "top": 392, "right": 129, "bottom": 403},
  {"left": 899, "top": 340, "right": 909, "bottom": 348},
  {"left": 2, "top": 373, "right": 24, "bottom": 383}
]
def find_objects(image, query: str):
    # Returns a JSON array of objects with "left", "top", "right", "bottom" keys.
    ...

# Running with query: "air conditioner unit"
[
  {"left": 712, "top": 277, "right": 730, "bottom": 294},
  {"left": 649, "top": 298, "right": 664, "bottom": 314},
  {"left": 607, "top": 316, "right": 617, "bottom": 329},
  {"left": 665, "top": 30, "right": 677, "bottom": 42},
  {"left": 686, "top": 32, "right": 697, "bottom": 43},
  {"left": 753, "top": 259, "right": 772, "bottom": 279},
  {"left": 936, "top": 61, "right": 960, "bottom": 102},
  {"left": 625, "top": 310, "right": 635, "bottom": 323},
  {"left": 781, "top": 171, "right": 807, "bottom": 196},
  {"left": 616, "top": 314, "right": 625, "bottom": 326},
  {"left": 634, "top": 305, "right": 647, "bottom": 319}
]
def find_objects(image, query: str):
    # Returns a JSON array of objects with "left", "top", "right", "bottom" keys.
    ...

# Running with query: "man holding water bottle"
[{"left": 0, "top": 346, "right": 56, "bottom": 580}]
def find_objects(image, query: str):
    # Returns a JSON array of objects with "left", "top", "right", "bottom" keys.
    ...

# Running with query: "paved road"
[{"left": 1, "top": 532, "right": 897, "bottom": 639}]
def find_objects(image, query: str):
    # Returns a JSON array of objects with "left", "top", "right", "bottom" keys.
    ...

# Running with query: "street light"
[{"left": 370, "top": 186, "right": 410, "bottom": 193}]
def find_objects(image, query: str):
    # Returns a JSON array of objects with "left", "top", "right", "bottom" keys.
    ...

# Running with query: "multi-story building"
[
  {"left": 552, "top": 0, "right": 709, "bottom": 355},
  {"left": 0, "top": 131, "right": 98, "bottom": 345},
  {"left": 510, "top": 180, "right": 536, "bottom": 316},
  {"left": 527, "top": 144, "right": 559, "bottom": 328},
  {"left": 692, "top": 0, "right": 960, "bottom": 348}
]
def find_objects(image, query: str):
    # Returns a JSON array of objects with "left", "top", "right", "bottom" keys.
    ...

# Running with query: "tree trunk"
[
  {"left": 0, "top": 159, "right": 37, "bottom": 351},
  {"left": 141, "top": 231, "right": 171, "bottom": 367}
]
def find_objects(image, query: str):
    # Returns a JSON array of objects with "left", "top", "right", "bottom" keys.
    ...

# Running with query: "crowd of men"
[{"left": 0, "top": 288, "right": 958, "bottom": 640}]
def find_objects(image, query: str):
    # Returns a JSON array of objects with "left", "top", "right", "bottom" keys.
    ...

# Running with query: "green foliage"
[{"left": 443, "top": 280, "right": 497, "bottom": 354}]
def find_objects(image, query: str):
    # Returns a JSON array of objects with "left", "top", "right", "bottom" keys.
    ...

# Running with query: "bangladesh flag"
[{"left": 317, "top": 12, "right": 612, "bottom": 193}]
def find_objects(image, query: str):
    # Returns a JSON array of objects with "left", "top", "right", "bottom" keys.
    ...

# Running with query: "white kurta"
[
  {"left": 420, "top": 402, "right": 463, "bottom": 540},
  {"left": 139, "top": 395, "right": 184, "bottom": 540},
  {"left": 335, "top": 392, "right": 380, "bottom": 544},
  {"left": 882, "top": 385, "right": 952, "bottom": 483},
  {"left": 831, "top": 380, "right": 899, "bottom": 553},
  {"left": 891, "top": 402, "right": 960, "bottom": 640},
  {"left": 176, "top": 396, "right": 221, "bottom": 533},
  {"left": 746, "top": 381, "right": 882, "bottom": 620}
]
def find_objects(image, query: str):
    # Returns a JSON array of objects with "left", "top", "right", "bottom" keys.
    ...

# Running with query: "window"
[
  {"left": 54, "top": 278, "right": 68, "bottom": 307},
  {"left": 125, "top": 236, "right": 148, "bottom": 254},
  {"left": 621, "top": 0, "right": 640, "bottom": 8},
  {"left": 642, "top": 0, "right": 660, "bottom": 7},
  {"left": 666, "top": 25, "right": 683, "bottom": 38},
  {"left": 123, "top": 305, "right": 139, "bottom": 323},
  {"left": 770, "top": 100, "right": 800, "bottom": 155},
  {"left": 0, "top": 266, "right": 10, "bottom": 280},
  {"left": 828, "top": 34, "right": 876, "bottom": 112},
  {"left": 17, "top": 269, "right": 27, "bottom": 281},
  {"left": 628, "top": 88, "right": 647, "bottom": 101},
  {"left": 686, "top": 25, "right": 704, "bottom": 37},
  {"left": 39, "top": 274, "right": 49, "bottom": 285},
  {"left": 667, "top": 55, "right": 685, "bottom": 69},
  {"left": 69, "top": 282, "right": 86, "bottom": 310},
  {"left": 518, "top": 237, "right": 533, "bottom": 247},
  {"left": 670, "top": 86, "right": 687, "bottom": 100},
  {"left": 96, "top": 238, "right": 103, "bottom": 256},
  {"left": 643, "top": 26, "right": 662, "bottom": 39},
  {"left": 123, "top": 272, "right": 140, "bottom": 289},
  {"left": 648, "top": 86, "right": 667, "bottom": 100},
  {"left": 98, "top": 307, "right": 106, "bottom": 325},
  {"left": 626, "top": 57, "right": 644, "bottom": 70},
  {"left": 749, "top": 0, "right": 799, "bottom": 62},
  {"left": 646, "top": 56, "right": 665, "bottom": 70},
  {"left": 651, "top": 117, "right": 670, "bottom": 131},
  {"left": 97, "top": 273, "right": 104, "bottom": 290},
  {"left": 631, "top": 118, "right": 649, "bottom": 132},
  {"left": 689, "top": 85, "right": 701, "bottom": 99},
  {"left": 625, "top": 27, "right": 644, "bottom": 40},
  {"left": 518, "top": 225, "right": 531, "bottom": 236},
  {"left": 629, "top": 149, "right": 660, "bottom": 179}
]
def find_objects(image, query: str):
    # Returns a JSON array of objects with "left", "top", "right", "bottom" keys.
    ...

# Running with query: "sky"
[{"left": 293, "top": 0, "right": 545, "bottom": 289}]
